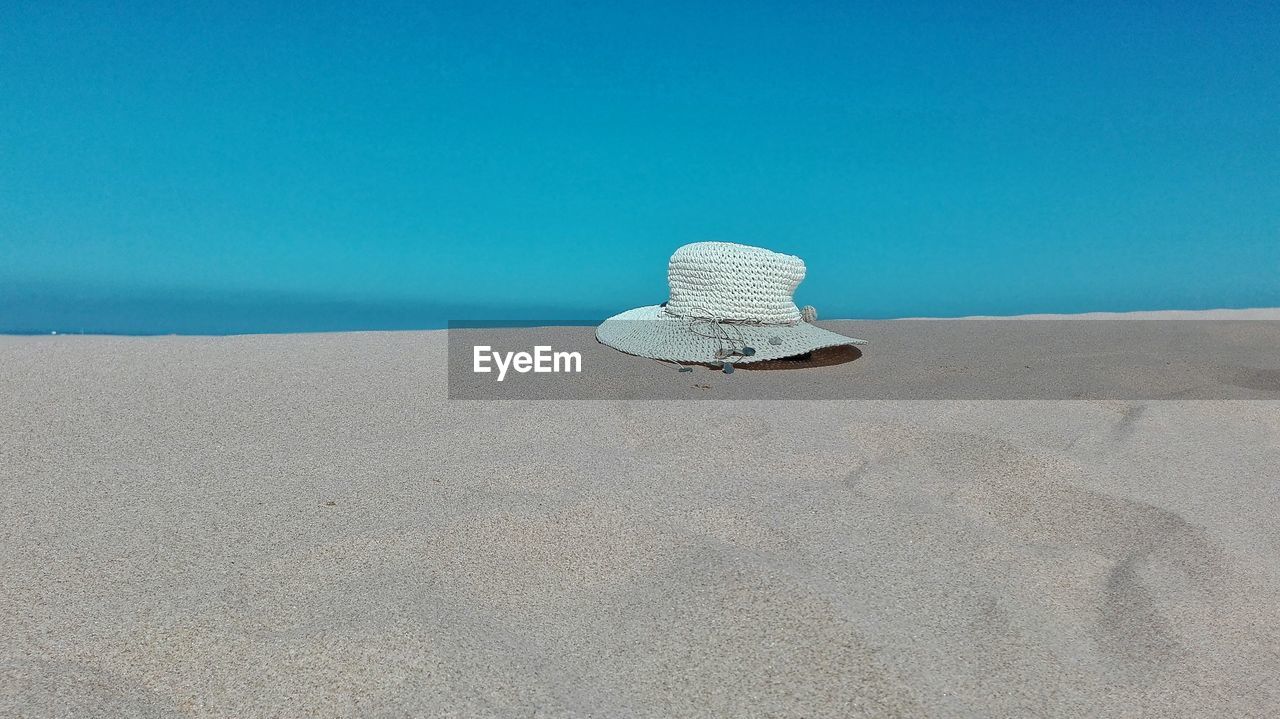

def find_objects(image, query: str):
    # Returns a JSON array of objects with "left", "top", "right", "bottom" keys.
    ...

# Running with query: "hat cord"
[
  {"left": 660, "top": 305, "right": 765, "bottom": 361},
  {"left": 660, "top": 304, "right": 819, "bottom": 363}
]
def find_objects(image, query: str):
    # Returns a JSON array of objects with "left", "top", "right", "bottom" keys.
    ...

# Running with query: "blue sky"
[{"left": 2, "top": 1, "right": 1278, "bottom": 332}]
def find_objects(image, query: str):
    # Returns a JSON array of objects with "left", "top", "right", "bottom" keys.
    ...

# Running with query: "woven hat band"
[{"left": 659, "top": 306, "right": 801, "bottom": 327}]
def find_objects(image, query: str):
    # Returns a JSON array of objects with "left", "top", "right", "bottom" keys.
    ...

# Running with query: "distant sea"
[
  {"left": 4, "top": 281, "right": 1276, "bottom": 335},
  {"left": 0, "top": 283, "right": 621, "bottom": 335}
]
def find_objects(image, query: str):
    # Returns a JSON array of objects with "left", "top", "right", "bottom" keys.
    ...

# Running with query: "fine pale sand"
[{"left": 3, "top": 315, "right": 1279, "bottom": 717}]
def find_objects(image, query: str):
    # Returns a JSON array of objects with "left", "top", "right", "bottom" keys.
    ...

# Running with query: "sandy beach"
[{"left": 3, "top": 314, "right": 1279, "bottom": 717}]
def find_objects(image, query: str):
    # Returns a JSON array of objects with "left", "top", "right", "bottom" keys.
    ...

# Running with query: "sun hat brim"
[{"left": 595, "top": 305, "right": 867, "bottom": 365}]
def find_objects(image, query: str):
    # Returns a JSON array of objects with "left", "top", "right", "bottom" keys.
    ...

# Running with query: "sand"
[{"left": 2, "top": 315, "right": 1279, "bottom": 717}]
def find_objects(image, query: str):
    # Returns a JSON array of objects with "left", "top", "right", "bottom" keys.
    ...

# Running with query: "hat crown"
[{"left": 665, "top": 242, "right": 805, "bottom": 324}]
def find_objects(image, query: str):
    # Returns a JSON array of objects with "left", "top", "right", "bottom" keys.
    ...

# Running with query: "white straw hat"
[{"left": 596, "top": 241, "right": 867, "bottom": 365}]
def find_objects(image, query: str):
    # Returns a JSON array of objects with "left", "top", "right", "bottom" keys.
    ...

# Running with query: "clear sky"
[{"left": 2, "top": 1, "right": 1278, "bottom": 332}]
